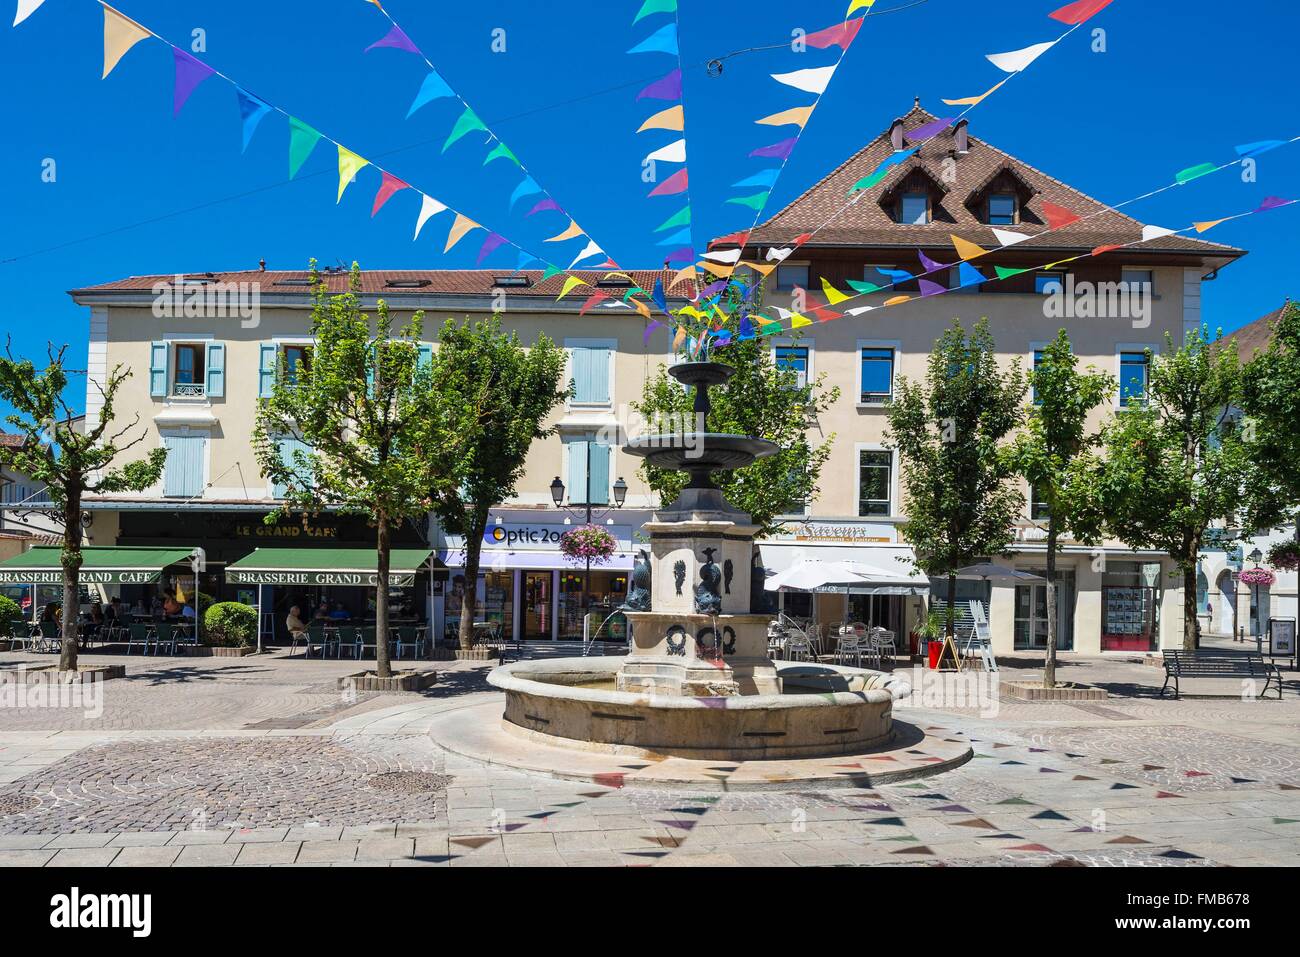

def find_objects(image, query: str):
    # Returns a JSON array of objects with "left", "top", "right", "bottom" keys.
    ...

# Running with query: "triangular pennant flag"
[
  {"left": 656, "top": 228, "right": 692, "bottom": 246},
  {"left": 444, "top": 213, "right": 481, "bottom": 252},
  {"left": 442, "top": 106, "right": 487, "bottom": 153},
  {"left": 649, "top": 167, "right": 689, "bottom": 196},
  {"left": 13, "top": 0, "right": 44, "bottom": 27},
  {"left": 905, "top": 118, "right": 955, "bottom": 142},
  {"left": 288, "top": 117, "right": 324, "bottom": 179},
  {"left": 669, "top": 265, "right": 697, "bottom": 290},
  {"left": 918, "top": 279, "right": 947, "bottom": 297},
  {"left": 651, "top": 278, "right": 668, "bottom": 314},
  {"left": 483, "top": 142, "right": 519, "bottom": 166},
  {"left": 702, "top": 248, "right": 742, "bottom": 264},
  {"left": 756, "top": 105, "right": 814, "bottom": 129},
  {"left": 365, "top": 23, "right": 420, "bottom": 55},
  {"left": 986, "top": 40, "right": 1058, "bottom": 74},
  {"left": 526, "top": 198, "right": 563, "bottom": 217},
  {"left": 172, "top": 49, "right": 215, "bottom": 117},
  {"left": 1042, "top": 201, "right": 1081, "bottom": 229},
  {"left": 638, "top": 104, "right": 684, "bottom": 133},
  {"left": 568, "top": 239, "right": 604, "bottom": 269},
  {"left": 790, "top": 313, "right": 813, "bottom": 328},
  {"left": 578, "top": 292, "right": 610, "bottom": 315},
  {"left": 950, "top": 234, "right": 988, "bottom": 261},
  {"left": 698, "top": 260, "right": 734, "bottom": 278},
  {"left": 545, "top": 219, "right": 584, "bottom": 243},
  {"left": 477, "top": 232, "right": 508, "bottom": 266},
  {"left": 1091, "top": 243, "right": 1124, "bottom": 255},
  {"left": 1049, "top": 0, "right": 1114, "bottom": 25},
  {"left": 995, "top": 266, "right": 1032, "bottom": 280},
  {"left": 627, "top": 23, "right": 677, "bottom": 55},
  {"left": 844, "top": 305, "right": 875, "bottom": 316},
  {"left": 749, "top": 138, "right": 796, "bottom": 160},
  {"left": 1141, "top": 224, "right": 1177, "bottom": 242},
  {"left": 846, "top": 0, "right": 877, "bottom": 14},
  {"left": 846, "top": 279, "right": 883, "bottom": 294},
  {"left": 1235, "top": 140, "right": 1286, "bottom": 159},
  {"left": 733, "top": 170, "right": 779, "bottom": 189},
  {"left": 726, "top": 191, "right": 769, "bottom": 210},
  {"left": 883, "top": 295, "right": 911, "bottom": 306},
  {"left": 557, "top": 276, "right": 588, "bottom": 301},
  {"left": 804, "top": 17, "right": 863, "bottom": 50},
  {"left": 770, "top": 64, "right": 837, "bottom": 95},
  {"left": 942, "top": 78, "right": 1007, "bottom": 106},
  {"left": 1256, "top": 195, "right": 1295, "bottom": 211},
  {"left": 873, "top": 266, "right": 913, "bottom": 283},
  {"left": 1175, "top": 162, "right": 1218, "bottom": 185},
  {"left": 540, "top": 264, "right": 564, "bottom": 281},
  {"left": 636, "top": 68, "right": 682, "bottom": 101},
  {"left": 629, "top": 298, "right": 651, "bottom": 319},
  {"left": 643, "top": 319, "right": 664, "bottom": 344},
  {"left": 645, "top": 139, "right": 686, "bottom": 163},
  {"left": 633, "top": 0, "right": 677, "bottom": 23},
  {"left": 655, "top": 206, "right": 691, "bottom": 232},
  {"left": 102, "top": 4, "right": 151, "bottom": 79},
  {"left": 664, "top": 246, "right": 695, "bottom": 265},
  {"left": 509, "top": 176, "right": 542, "bottom": 211},
  {"left": 672, "top": 326, "right": 686, "bottom": 350},
  {"left": 957, "top": 262, "right": 986, "bottom": 287},
  {"left": 821, "top": 277, "right": 852, "bottom": 304},
  {"left": 407, "top": 71, "right": 454, "bottom": 117},
  {"left": 992, "top": 228, "right": 1030, "bottom": 247},
  {"left": 237, "top": 90, "right": 272, "bottom": 153},
  {"left": 765, "top": 246, "right": 793, "bottom": 262},
  {"left": 918, "top": 251, "right": 951, "bottom": 274},
  {"left": 371, "top": 171, "right": 410, "bottom": 217},
  {"left": 413, "top": 193, "right": 447, "bottom": 239},
  {"left": 336, "top": 145, "right": 370, "bottom": 203},
  {"left": 742, "top": 261, "right": 777, "bottom": 276},
  {"left": 849, "top": 167, "right": 892, "bottom": 194}
]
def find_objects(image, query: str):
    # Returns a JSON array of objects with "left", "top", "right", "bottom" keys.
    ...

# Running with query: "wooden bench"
[
  {"left": 1159, "top": 650, "right": 1283, "bottom": 700},
  {"left": 497, "top": 640, "right": 627, "bottom": 665}
]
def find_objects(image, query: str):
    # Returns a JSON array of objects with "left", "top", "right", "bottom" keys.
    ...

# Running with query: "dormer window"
[
  {"left": 967, "top": 164, "right": 1038, "bottom": 226},
  {"left": 987, "top": 193, "right": 1017, "bottom": 226},
  {"left": 900, "top": 192, "right": 930, "bottom": 225}
]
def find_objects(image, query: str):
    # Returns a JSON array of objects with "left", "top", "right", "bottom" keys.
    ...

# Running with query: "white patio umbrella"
[
  {"left": 764, "top": 558, "right": 872, "bottom": 592},
  {"left": 840, "top": 561, "right": 930, "bottom": 596},
  {"left": 952, "top": 563, "right": 1046, "bottom": 584}
]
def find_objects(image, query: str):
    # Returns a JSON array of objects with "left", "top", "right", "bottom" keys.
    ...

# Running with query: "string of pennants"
[{"left": 15, "top": 0, "right": 685, "bottom": 324}]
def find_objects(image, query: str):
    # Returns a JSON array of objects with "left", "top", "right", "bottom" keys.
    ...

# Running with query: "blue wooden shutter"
[
  {"left": 567, "top": 440, "right": 589, "bottom": 504},
  {"left": 258, "top": 344, "right": 277, "bottom": 397},
  {"left": 205, "top": 343, "right": 225, "bottom": 397},
  {"left": 149, "top": 342, "right": 169, "bottom": 397},
  {"left": 417, "top": 343, "right": 433, "bottom": 369},
  {"left": 588, "top": 441, "right": 610, "bottom": 506},
  {"left": 273, "top": 437, "right": 312, "bottom": 499},
  {"left": 163, "top": 434, "right": 205, "bottom": 497},
  {"left": 571, "top": 346, "right": 610, "bottom": 403}
]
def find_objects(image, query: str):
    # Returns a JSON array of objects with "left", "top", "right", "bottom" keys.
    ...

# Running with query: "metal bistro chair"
[
  {"left": 4, "top": 619, "right": 31, "bottom": 652},
  {"left": 783, "top": 631, "right": 814, "bottom": 663},
  {"left": 870, "top": 628, "right": 897, "bottom": 669},
  {"left": 126, "top": 622, "right": 156, "bottom": 656},
  {"left": 154, "top": 624, "right": 185, "bottom": 656},
  {"left": 334, "top": 626, "right": 363, "bottom": 660},
  {"left": 393, "top": 626, "right": 422, "bottom": 660},
  {"left": 302, "top": 624, "right": 329, "bottom": 659},
  {"left": 357, "top": 627, "right": 378, "bottom": 660},
  {"left": 38, "top": 621, "right": 61, "bottom": 654}
]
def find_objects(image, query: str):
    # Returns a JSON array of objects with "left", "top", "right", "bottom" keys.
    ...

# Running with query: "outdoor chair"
[
  {"left": 393, "top": 626, "right": 421, "bottom": 660},
  {"left": 126, "top": 623, "right": 156, "bottom": 656},
  {"left": 4, "top": 619, "right": 32, "bottom": 651},
  {"left": 357, "top": 627, "right": 378, "bottom": 659},
  {"left": 334, "top": 626, "right": 362, "bottom": 660},
  {"left": 154, "top": 624, "right": 185, "bottom": 656},
  {"left": 302, "top": 624, "right": 329, "bottom": 659},
  {"left": 834, "top": 633, "right": 863, "bottom": 668},
  {"left": 783, "top": 632, "right": 814, "bottom": 663},
  {"left": 38, "top": 621, "right": 60, "bottom": 654},
  {"left": 870, "top": 629, "right": 897, "bottom": 669}
]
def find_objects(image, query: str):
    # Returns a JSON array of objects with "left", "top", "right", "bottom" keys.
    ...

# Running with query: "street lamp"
[
  {"left": 1248, "top": 547, "right": 1264, "bottom": 650},
  {"left": 550, "top": 471, "right": 628, "bottom": 627}
]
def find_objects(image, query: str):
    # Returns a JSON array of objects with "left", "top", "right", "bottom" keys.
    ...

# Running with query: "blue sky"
[{"left": 2, "top": 0, "right": 1297, "bottom": 412}]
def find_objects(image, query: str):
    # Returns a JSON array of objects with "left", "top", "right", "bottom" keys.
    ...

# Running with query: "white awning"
[{"left": 758, "top": 543, "right": 928, "bottom": 595}]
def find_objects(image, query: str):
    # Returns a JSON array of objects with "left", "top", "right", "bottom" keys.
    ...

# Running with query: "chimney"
[
  {"left": 953, "top": 119, "right": 969, "bottom": 154},
  {"left": 258, "top": 258, "right": 266, "bottom": 271},
  {"left": 890, "top": 117, "right": 906, "bottom": 151}
]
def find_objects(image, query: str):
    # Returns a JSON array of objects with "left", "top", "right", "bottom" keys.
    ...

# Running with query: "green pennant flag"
[
  {"left": 1175, "top": 162, "right": 1218, "bottom": 185},
  {"left": 848, "top": 167, "right": 891, "bottom": 194},
  {"left": 759, "top": 320, "right": 782, "bottom": 336},
  {"left": 994, "top": 266, "right": 1033, "bottom": 280},
  {"left": 288, "top": 117, "right": 324, "bottom": 180},
  {"left": 633, "top": 0, "right": 676, "bottom": 23},
  {"left": 541, "top": 264, "right": 564, "bottom": 281},
  {"left": 624, "top": 287, "right": 647, "bottom": 301},
  {"left": 726, "top": 191, "right": 769, "bottom": 210},
  {"left": 443, "top": 107, "right": 487, "bottom": 153},
  {"left": 847, "top": 280, "right": 884, "bottom": 294},
  {"left": 483, "top": 142, "right": 520, "bottom": 167},
  {"left": 655, "top": 206, "right": 691, "bottom": 232}
]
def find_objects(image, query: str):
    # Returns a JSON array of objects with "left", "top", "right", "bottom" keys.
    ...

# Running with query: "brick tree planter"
[
  {"left": 1004, "top": 680, "right": 1108, "bottom": 701},
  {"left": 338, "top": 670, "right": 438, "bottom": 693},
  {"left": 9, "top": 664, "right": 127, "bottom": 683},
  {"left": 180, "top": 645, "right": 256, "bottom": 658},
  {"left": 431, "top": 647, "right": 493, "bottom": 661}
]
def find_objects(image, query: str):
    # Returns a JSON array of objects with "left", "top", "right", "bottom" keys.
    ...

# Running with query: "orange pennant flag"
[
  {"left": 942, "top": 78, "right": 1007, "bottom": 107},
  {"left": 444, "top": 213, "right": 480, "bottom": 252},
  {"left": 545, "top": 219, "right": 584, "bottom": 243},
  {"left": 950, "top": 234, "right": 988, "bottom": 262},
  {"left": 884, "top": 295, "right": 911, "bottom": 306},
  {"left": 755, "top": 106, "right": 814, "bottom": 129},
  {"left": 698, "top": 260, "right": 734, "bottom": 278},
  {"left": 637, "top": 105, "right": 685, "bottom": 133},
  {"left": 672, "top": 326, "right": 686, "bottom": 350},
  {"left": 669, "top": 265, "right": 698, "bottom": 290},
  {"left": 102, "top": 3, "right": 151, "bottom": 79},
  {"left": 742, "top": 261, "right": 777, "bottom": 276}
]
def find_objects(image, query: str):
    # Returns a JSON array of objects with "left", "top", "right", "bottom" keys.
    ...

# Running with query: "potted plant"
[
  {"left": 1266, "top": 540, "right": 1300, "bottom": 572},
  {"left": 558, "top": 524, "right": 618, "bottom": 566},
  {"left": 1239, "top": 566, "right": 1277, "bottom": 587}
]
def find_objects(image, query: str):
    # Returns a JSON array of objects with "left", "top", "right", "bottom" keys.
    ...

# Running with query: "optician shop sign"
[
  {"left": 444, "top": 523, "right": 635, "bottom": 552},
  {"left": 225, "top": 570, "right": 416, "bottom": 587}
]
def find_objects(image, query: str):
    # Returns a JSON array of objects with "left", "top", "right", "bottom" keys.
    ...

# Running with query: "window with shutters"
[
  {"left": 272, "top": 436, "right": 312, "bottom": 500},
  {"left": 149, "top": 341, "right": 225, "bottom": 399},
  {"left": 566, "top": 341, "right": 613, "bottom": 407},
  {"left": 162, "top": 432, "right": 208, "bottom": 498},
  {"left": 565, "top": 436, "right": 611, "bottom": 506}
]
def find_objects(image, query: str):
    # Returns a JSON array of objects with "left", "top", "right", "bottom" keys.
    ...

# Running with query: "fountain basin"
[{"left": 487, "top": 657, "right": 910, "bottom": 761}]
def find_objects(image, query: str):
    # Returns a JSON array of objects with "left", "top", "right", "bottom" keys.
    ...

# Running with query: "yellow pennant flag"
[
  {"left": 676, "top": 306, "right": 704, "bottom": 321},
  {"left": 846, "top": 0, "right": 876, "bottom": 15},
  {"left": 444, "top": 213, "right": 480, "bottom": 253},
  {"left": 556, "top": 275, "right": 588, "bottom": 301},
  {"left": 545, "top": 219, "right": 584, "bottom": 243},
  {"left": 742, "top": 261, "right": 777, "bottom": 276},
  {"left": 884, "top": 295, "right": 911, "bottom": 307},
  {"left": 102, "top": 3, "right": 151, "bottom": 79},
  {"left": 820, "top": 277, "right": 852, "bottom": 304},
  {"left": 950, "top": 234, "right": 988, "bottom": 262},
  {"left": 790, "top": 314, "right": 813, "bottom": 328},
  {"left": 631, "top": 299, "right": 651, "bottom": 319},
  {"left": 669, "top": 265, "right": 697, "bottom": 290},
  {"left": 1194, "top": 217, "right": 1232, "bottom": 233},
  {"left": 756, "top": 106, "right": 814, "bottom": 129},
  {"left": 698, "top": 260, "right": 734, "bottom": 279},
  {"left": 637, "top": 105, "right": 685, "bottom": 133},
  {"left": 337, "top": 146, "right": 370, "bottom": 203},
  {"left": 942, "top": 78, "right": 1008, "bottom": 107}
]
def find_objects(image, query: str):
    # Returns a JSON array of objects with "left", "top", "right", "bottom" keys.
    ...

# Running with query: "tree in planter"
[
  {"left": 885, "top": 319, "right": 1027, "bottom": 642},
  {"left": 1240, "top": 301, "right": 1300, "bottom": 549},
  {"left": 632, "top": 335, "right": 840, "bottom": 535},
  {"left": 0, "top": 343, "right": 166, "bottom": 672},
  {"left": 429, "top": 316, "right": 568, "bottom": 652},
  {"left": 255, "top": 263, "right": 480, "bottom": 677},
  {"left": 1084, "top": 328, "right": 1254, "bottom": 650},
  {"left": 1011, "top": 330, "right": 1113, "bottom": 688}
]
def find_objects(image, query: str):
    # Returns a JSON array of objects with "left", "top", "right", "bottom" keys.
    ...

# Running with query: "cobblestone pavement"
[{"left": 1, "top": 649, "right": 1298, "bottom": 866}]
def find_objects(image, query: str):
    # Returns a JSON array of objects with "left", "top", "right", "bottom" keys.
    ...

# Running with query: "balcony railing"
[{"left": 171, "top": 382, "right": 205, "bottom": 398}]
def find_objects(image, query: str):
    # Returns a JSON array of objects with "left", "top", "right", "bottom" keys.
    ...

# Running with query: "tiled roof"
[
  {"left": 70, "top": 269, "right": 680, "bottom": 299},
  {"left": 1227, "top": 301, "right": 1291, "bottom": 358},
  {"left": 742, "top": 105, "right": 1246, "bottom": 262},
  {"left": 0, "top": 434, "right": 25, "bottom": 448}
]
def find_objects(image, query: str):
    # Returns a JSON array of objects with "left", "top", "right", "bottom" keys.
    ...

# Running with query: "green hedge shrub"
[{"left": 203, "top": 602, "right": 257, "bottom": 648}]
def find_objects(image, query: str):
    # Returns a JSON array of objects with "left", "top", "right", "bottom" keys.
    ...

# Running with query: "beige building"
[{"left": 69, "top": 105, "right": 1246, "bottom": 654}]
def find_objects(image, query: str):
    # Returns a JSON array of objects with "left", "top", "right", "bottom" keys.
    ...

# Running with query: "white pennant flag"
[
  {"left": 992, "top": 228, "right": 1031, "bottom": 247},
  {"left": 644, "top": 139, "right": 686, "bottom": 164},
  {"left": 765, "top": 246, "right": 794, "bottom": 262},
  {"left": 13, "top": 0, "right": 45, "bottom": 26},
  {"left": 568, "top": 239, "right": 604, "bottom": 268},
  {"left": 844, "top": 305, "right": 875, "bottom": 316},
  {"left": 986, "top": 40, "right": 1058, "bottom": 74},
  {"left": 770, "top": 64, "right": 837, "bottom": 95},
  {"left": 702, "top": 248, "right": 742, "bottom": 265},
  {"left": 413, "top": 194, "right": 448, "bottom": 240},
  {"left": 771, "top": 306, "right": 793, "bottom": 320},
  {"left": 1141, "top": 224, "right": 1177, "bottom": 242}
]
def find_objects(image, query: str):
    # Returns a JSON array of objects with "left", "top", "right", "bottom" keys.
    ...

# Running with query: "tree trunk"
[
  {"left": 58, "top": 488, "right": 82, "bottom": 672},
  {"left": 1183, "top": 564, "right": 1199, "bottom": 651},
  {"left": 375, "top": 513, "right": 392, "bottom": 678},
  {"left": 1044, "top": 518, "right": 1058, "bottom": 690},
  {"left": 457, "top": 507, "right": 489, "bottom": 651}
]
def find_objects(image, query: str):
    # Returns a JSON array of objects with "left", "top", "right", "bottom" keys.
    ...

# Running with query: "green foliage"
[
  {"left": 203, "top": 602, "right": 257, "bottom": 648},
  {"left": 0, "top": 596, "right": 23, "bottom": 630},
  {"left": 632, "top": 336, "right": 840, "bottom": 535},
  {"left": 1239, "top": 301, "right": 1300, "bottom": 531}
]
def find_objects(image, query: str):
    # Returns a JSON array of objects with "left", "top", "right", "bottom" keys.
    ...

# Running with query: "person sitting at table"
[
  {"left": 104, "top": 597, "right": 123, "bottom": 624},
  {"left": 313, "top": 601, "right": 331, "bottom": 621},
  {"left": 179, "top": 603, "right": 197, "bottom": 620},
  {"left": 328, "top": 602, "right": 351, "bottom": 621},
  {"left": 149, "top": 594, "right": 163, "bottom": 618},
  {"left": 285, "top": 605, "right": 309, "bottom": 645},
  {"left": 131, "top": 597, "right": 149, "bottom": 617}
]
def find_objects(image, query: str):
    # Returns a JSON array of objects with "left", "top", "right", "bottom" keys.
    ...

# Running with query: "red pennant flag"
[
  {"left": 710, "top": 229, "right": 752, "bottom": 249},
  {"left": 371, "top": 172, "right": 411, "bottom": 217},
  {"left": 1042, "top": 201, "right": 1081, "bottom": 230},
  {"left": 579, "top": 291, "right": 611, "bottom": 315},
  {"left": 649, "top": 167, "right": 689, "bottom": 197},
  {"left": 807, "top": 304, "right": 839, "bottom": 322},
  {"left": 803, "top": 18, "right": 863, "bottom": 50},
  {"left": 1091, "top": 243, "right": 1123, "bottom": 256},
  {"left": 793, "top": 232, "right": 813, "bottom": 246},
  {"left": 1049, "top": 0, "right": 1115, "bottom": 25}
]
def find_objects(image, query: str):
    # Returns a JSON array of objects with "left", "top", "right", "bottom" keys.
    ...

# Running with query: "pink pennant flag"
[
  {"left": 365, "top": 23, "right": 421, "bottom": 55},
  {"left": 579, "top": 292, "right": 611, "bottom": 315},
  {"left": 476, "top": 232, "right": 508, "bottom": 265},
  {"left": 526, "top": 198, "right": 563, "bottom": 217},
  {"left": 371, "top": 172, "right": 410, "bottom": 217},
  {"left": 803, "top": 18, "right": 863, "bottom": 50},
  {"left": 1049, "top": 0, "right": 1115, "bottom": 25},
  {"left": 649, "top": 167, "right": 689, "bottom": 197},
  {"left": 173, "top": 48, "right": 215, "bottom": 117}
]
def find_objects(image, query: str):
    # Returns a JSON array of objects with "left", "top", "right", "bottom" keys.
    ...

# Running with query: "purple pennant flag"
[
  {"left": 365, "top": 24, "right": 421, "bottom": 55},
  {"left": 526, "top": 198, "right": 563, "bottom": 217},
  {"left": 663, "top": 246, "right": 695, "bottom": 265},
  {"left": 643, "top": 320, "right": 663, "bottom": 345},
  {"left": 476, "top": 232, "right": 508, "bottom": 266},
  {"left": 173, "top": 49, "right": 216, "bottom": 117},
  {"left": 701, "top": 280, "right": 728, "bottom": 296},
  {"left": 918, "top": 278, "right": 947, "bottom": 297},
  {"left": 918, "top": 251, "right": 951, "bottom": 275},
  {"left": 637, "top": 68, "right": 682, "bottom": 101},
  {"left": 1255, "top": 195, "right": 1294, "bottom": 212},
  {"left": 905, "top": 117, "right": 955, "bottom": 142},
  {"left": 749, "top": 137, "right": 797, "bottom": 160}
]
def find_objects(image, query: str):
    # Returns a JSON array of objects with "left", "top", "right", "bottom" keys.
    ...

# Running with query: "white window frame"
[
  {"left": 564, "top": 337, "right": 617, "bottom": 411},
  {"left": 1115, "top": 342, "right": 1159, "bottom": 410},
  {"left": 856, "top": 339, "right": 901, "bottom": 408},
  {"left": 854, "top": 442, "right": 897, "bottom": 519},
  {"left": 162, "top": 332, "right": 214, "bottom": 401},
  {"left": 158, "top": 427, "right": 211, "bottom": 500}
]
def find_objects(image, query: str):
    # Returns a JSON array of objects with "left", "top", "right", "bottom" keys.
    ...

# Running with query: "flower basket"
[
  {"left": 558, "top": 524, "right": 618, "bottom": 566},
  {"left": 1266, "top": 540, "right": 1300, "bottom": 572},
  {"left": 1239, "top": 566, "right": 1276, "bottom": 587}
]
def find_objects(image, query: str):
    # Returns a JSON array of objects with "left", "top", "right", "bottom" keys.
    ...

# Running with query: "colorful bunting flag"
[
  {"left": 477, "top": 232, "right": 508, "bottom": 266},
  {"left": 702, "top": 248, "right": 742, "bottom": 265},
  {"left": 336, "top": 146, "right": 370, "bottom": 202},
  {"left": 643, "top": 319, "right": 664, "bottom": 344},
  {"left": 1236, "top": 140, "right": 1286, "bottom": 158},
  {"left": 237, "top": 90, "right": 272, "bottom": 153},
  {"left": 545, "top": 220, "right": 584, "bottom": 243},
  {"left": 756, "top": 106, "right": 813, "bottom": 129},
  {"left": 942, "top": 79, "right": 1007, "bottom": 107},
  {"left": 727, "top": 192, "right": 769, "bottom": 210},
  {"left": 13, "top": 0, "right": 44, "bottom": 27},
  {"left": 770, "top": 65, "right": 837, "bottom": 95},
  {"left": 734, "top": 170, "right": 779, "bottom": 189},
  {"left": 1192, "top": 218, "right": 1232, "bottom": 234},
  {"left": 950, "top": 235, "right": 988, "bottom": 261},
  {"left": 804, "top": 18, "right": 863, "bottom": 50},
  {"left": 557, "top": 276, "right": 588, "bottom": 301},
  {"left": 992, "top": 228, "right": 1030, "bottom": 246},
  {"left": 540, "top": 265, "right": 564, "bottom": 281},
  {"left": 664, "top": 246, "right": 696, "bottom": 265},
  {"left": 994, "top": 266, "right": 1032, "bottom": 280},
  {"left": 883, "top": 295, "right": 910, "bottom": 307},
  {"left": 509, "top": 177, "right": 542, "bottom": 211},
  {"left": 365, "top": 23, "right": 420, "bottom": 54},
  {"left": 918, "top": 251, "right": 951, "bottom": 274},
  {"left": 905, "top": 118, "right": 954, "bottom": 142},
  {"left": 638, "top": 105, "right": 685, "bottom": 133},
  {"left": 444, "top": 213, "right": 480, "bottom": 253},
  {"left": 657, "top": 228, "right": 692, "bottom": 246},
  {"left": 846, "top": 0, "right": 877, "bottom": 16},
  {"left": 649, "top": 167, "right": 689, "bottom": 196},
  {"left": 628, "top": 23, "right": 677, "bottom": 55},
  {"left": 651, "top": 278, "right": 668, "bottom": 314},
  {"left": 407, "top": 71, "right": 454, "bottom": 117},
  {"left": 749, "top": 138, "right": 796, "bottom": 160},
  {"left": 655, "top": 207, "right": 691, "bottom": 231},
  {"left": 1175, "top": 162, "right": 1218, "bottom": 184},
  {"left": 1042, "top": 201, "right": 1081, "bottom": 230},
  {"left": 1256, "top": 195, "right": 1295, "bottom": 211},
  {"left": 986, "top": 40, "right": 1058, "bottom": 74},
  {"left": 645, "top": 140, "right": 687, "bottom": 163},
  {"left": 633, "top": 0, "right": 676, "bottom": 23},
  {"left": 1049, "top": 0, "right": 1115, "bottom": 25},
  {"left": 958, "top": 262, "right": 987, "bottom": 287},
  {"left": 527, "top": 198, "right": 563, "bottom": 217},
  {"left": 443, "top": 107, "right": 487, "bottom": 153},
  {"left": 371, "top": 171, "right": 409, "bottom": 217},
  {"left": 173, "top": 49, "right": 215, "bottom": 117},
  {"left": 846, "top": 279, "right": 883, "bottom": 294},
  {"left": 102, "top": 4, "right": 151, "bottom": 79},
  {"left": 288, "top": 117, "right": 324, "bottom": 179},
  {"left": 637, "top": 69, "right": 682, "bottom": 101},
  {"left": 919, "top": 279, "right": 946, "bottom": 297},
  {"left": 413, "top": 193, "right": 447, "bottom": 239},
  {"left": 577, "top": 291, "right": 609, "bottom": 316},
  {"left": 821, "top": 278, "right": 852, "bottom": 304},
  {"left": 483, "top": 142, "right": 519, "bottom": 166},
  {"left": 569, "top": 239, "right": 604, "bottom": 269},
  {"left": 1140, "top": 224, "right": 1176, "bottom": 242}
]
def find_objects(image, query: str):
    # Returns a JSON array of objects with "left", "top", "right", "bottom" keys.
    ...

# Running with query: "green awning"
[
  {"left": 225, "top": 548, "right": 434, "bottom": 587},
  {"left": 0, "top": 546, "right": 198, "bottom": 585}
]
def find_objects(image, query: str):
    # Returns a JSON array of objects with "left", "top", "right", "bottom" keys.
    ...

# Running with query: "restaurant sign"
[
  {"left": 777, "top": 522, "right": 894, "bottom": 545},
  {"left": 0, "top": 569, "right": 162, "bottom": 585},
  {"left": 225, "top": 569, "right": 415, "bottom": 587}
]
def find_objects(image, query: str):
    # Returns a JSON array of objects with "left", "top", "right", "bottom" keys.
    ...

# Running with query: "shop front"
[{"left": 436, "top": 514, "right": 646, "bottom": 643}]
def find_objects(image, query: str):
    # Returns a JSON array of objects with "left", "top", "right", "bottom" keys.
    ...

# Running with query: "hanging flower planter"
[
  {"left": 1239, "top": 566, "right": 1276, "bottom": 586},
  {"left": 1266, "top": 540, "right": 1300, "bottom": 572},
  {"left": 558, "top": 524, "right": 618, "bottom": 566}
]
